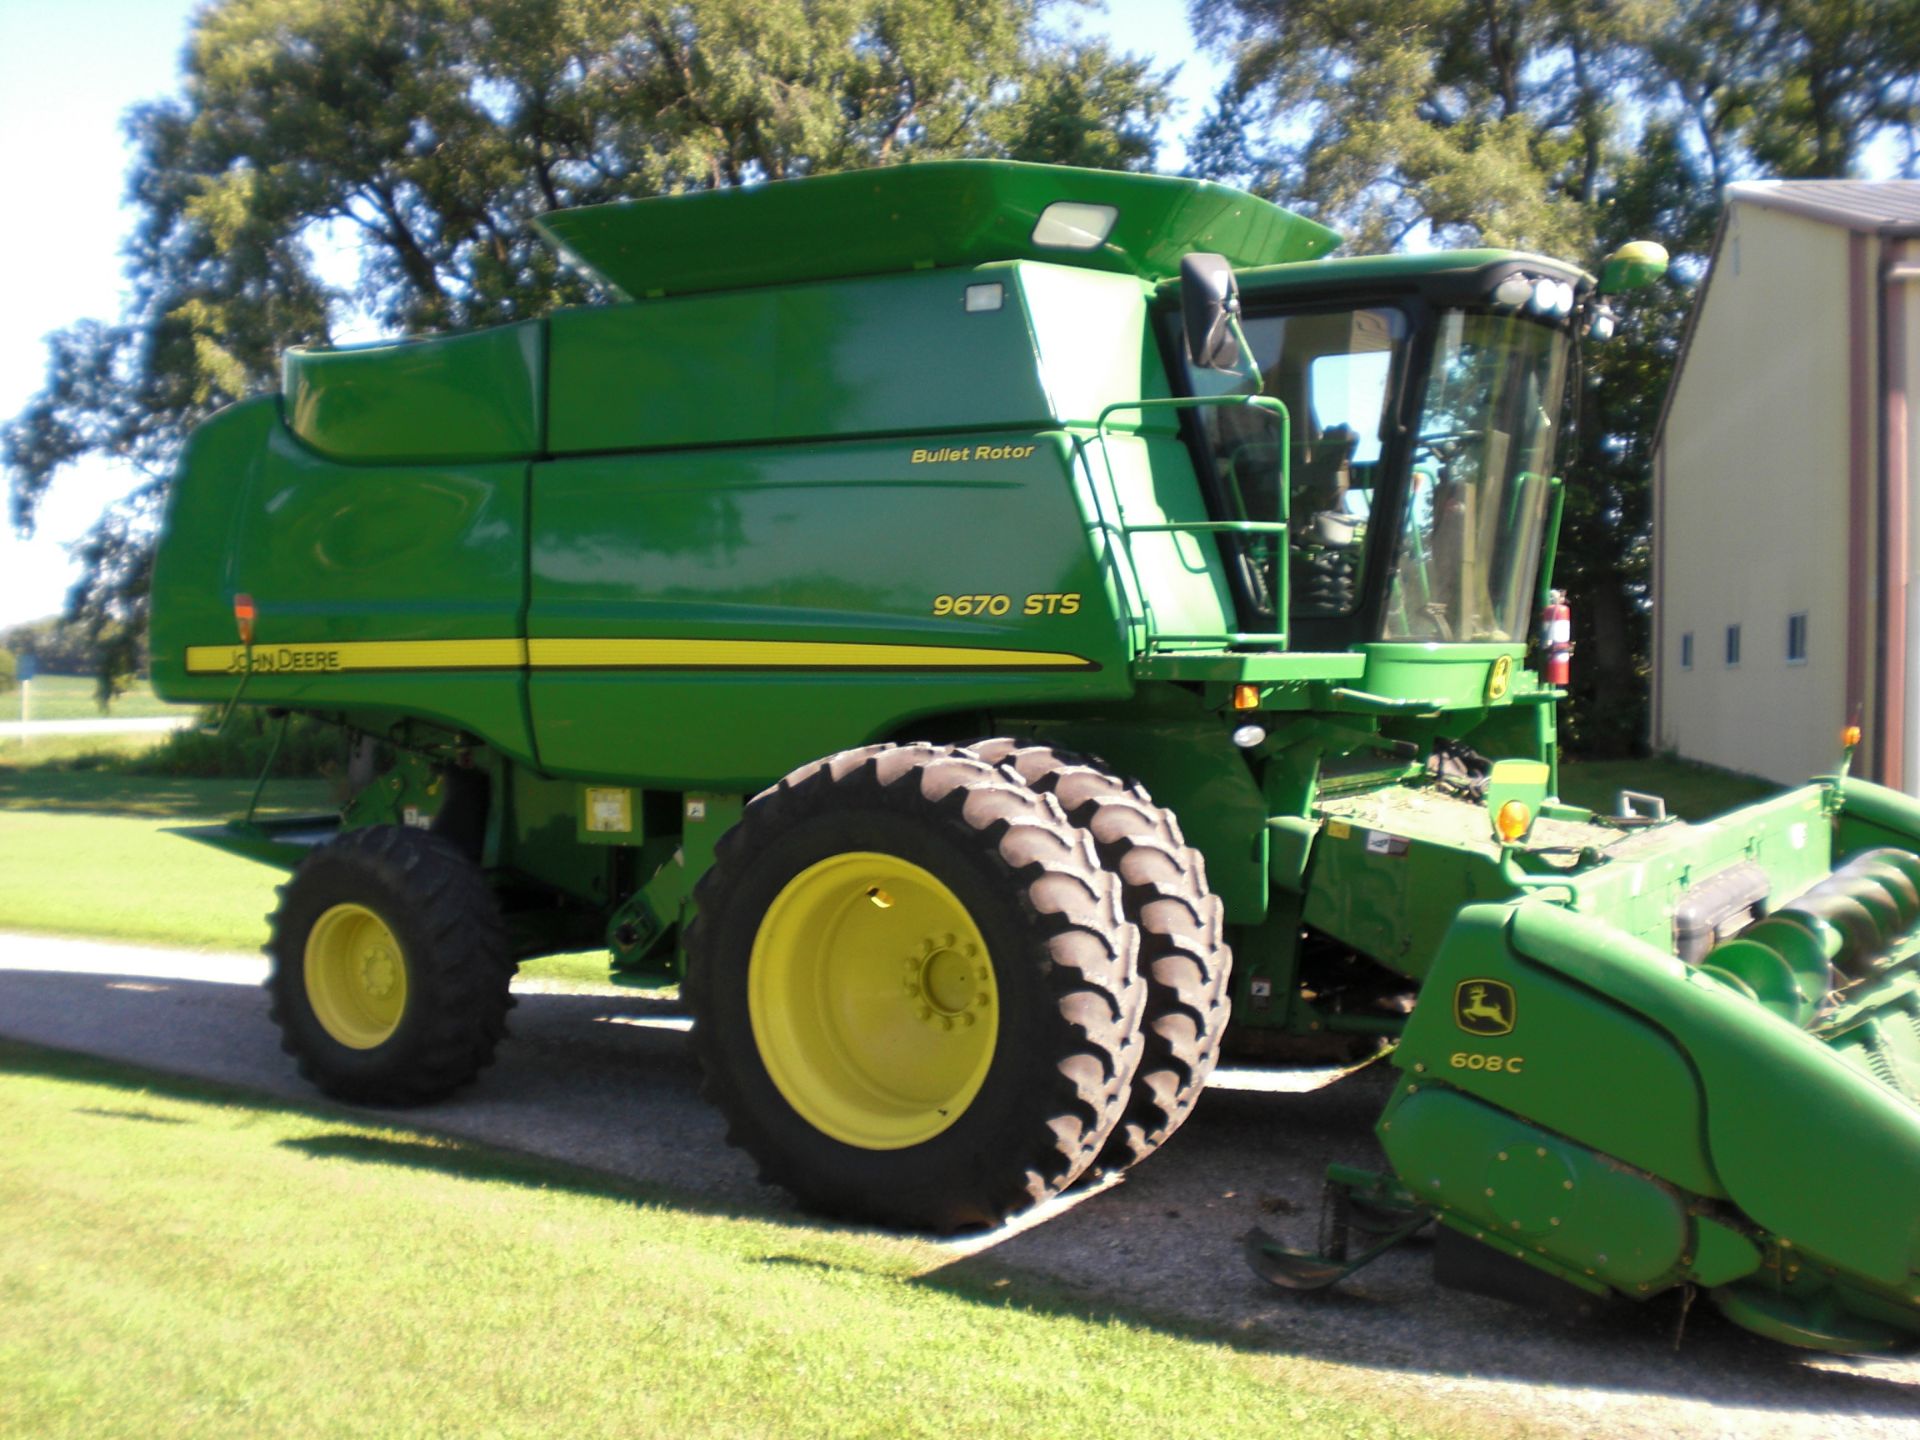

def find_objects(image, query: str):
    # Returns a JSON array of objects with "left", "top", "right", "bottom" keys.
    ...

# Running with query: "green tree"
[
  {"left": 1190, "top": 0, "right": 1920, "bottom": 752},
  {"left": 5, "top": 0, "right": 1170, "bottom": 689}
]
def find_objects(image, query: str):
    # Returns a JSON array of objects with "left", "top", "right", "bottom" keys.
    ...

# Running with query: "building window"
[
  {"left": 1726, "top": 624, "right": 1741, "bottom": 667},
  {"left": 1680, "top": 632, "right": 1693, "bottom": 670},
  {"left": 1787, "top": 612, "right": 1808, "bottom": 664}
]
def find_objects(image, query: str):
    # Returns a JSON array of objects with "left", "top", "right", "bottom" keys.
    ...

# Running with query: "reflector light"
[
  {"left": 964, "top": 282, "right": 1004, "bottom": 313},
  {"left": 233, "top": 593, "right": 256, "bottom": 646},
  {"left": 1495, "top": 800, "right": 1532, "bottom": 843}
]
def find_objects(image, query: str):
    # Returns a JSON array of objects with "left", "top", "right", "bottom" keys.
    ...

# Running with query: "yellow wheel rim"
[
  {"left": 749, "top": 852, "right": 997, "bottom": 1150},
  {"left": 304, "top": 902, "right": 409, "bottom": 1049}
]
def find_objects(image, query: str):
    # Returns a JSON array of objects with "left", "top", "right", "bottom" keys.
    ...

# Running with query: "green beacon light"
[{"left": 1598, "top": 240, "right": 1670, "bottom": 295}]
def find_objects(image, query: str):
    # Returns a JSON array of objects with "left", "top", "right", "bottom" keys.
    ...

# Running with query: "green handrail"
[
  {"left": 1091, "top": 392, "right": 1293, "bottom": 651},
  {"left": 1536, "top": 475, "right": 1566, "bottom": 614}
]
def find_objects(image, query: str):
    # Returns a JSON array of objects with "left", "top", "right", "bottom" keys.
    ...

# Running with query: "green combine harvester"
[{"left": 150, "top": 161, "right": 1920, "bottom": 1354}]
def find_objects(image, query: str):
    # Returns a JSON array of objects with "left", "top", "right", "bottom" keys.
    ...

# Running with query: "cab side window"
[{"left": 1184, "top": 307, "right": 1409, "bottom": 626}]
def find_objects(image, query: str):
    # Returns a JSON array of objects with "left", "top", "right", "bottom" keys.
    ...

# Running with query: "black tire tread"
[
  {"left": 265, "top": 824, "right": 514, "bottom": 1105},
  {"left": 685, "top": 742, "right": 1144, "bottom": 1230},
  {"left": 969, "top": 738, "right": 1231, "bottom": 1170}
]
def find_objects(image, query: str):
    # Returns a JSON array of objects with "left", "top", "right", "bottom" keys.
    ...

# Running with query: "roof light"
[
  {"left": 1493, "top": 274, "right": 1533, "bottom": 308},
  {"left": 1495, "top": 800, "right": 1532, "bottom": 843},
  {"left": 1531, "top": 278, "right": 1574, "bottom": 317},
  {"left": 1032, "top": 202, "right": 1118, "bottom": 251}
]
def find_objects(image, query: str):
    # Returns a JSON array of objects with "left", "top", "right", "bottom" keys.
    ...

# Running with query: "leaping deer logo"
[{"left": 1454, "top": 979, "right": 1516, "bottom": 1036}]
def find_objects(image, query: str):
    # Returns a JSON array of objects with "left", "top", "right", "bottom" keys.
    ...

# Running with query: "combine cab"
[{"left": 150, "top": 161, "right": 1920, "bottom": 1354}]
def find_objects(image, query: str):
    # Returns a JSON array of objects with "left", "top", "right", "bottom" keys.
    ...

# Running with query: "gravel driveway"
[{"left": 3, "top": 932, "right": 1916, "bottom": 1438}]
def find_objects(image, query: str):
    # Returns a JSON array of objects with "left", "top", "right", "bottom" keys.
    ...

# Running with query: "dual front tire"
[{"left": 685, "top": 741, "right": 1230, "bottom": 1231}]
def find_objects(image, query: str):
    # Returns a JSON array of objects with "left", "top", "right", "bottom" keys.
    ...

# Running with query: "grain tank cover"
[{"left": 531, "top": 160, "right": 1341, "bottom": 299}]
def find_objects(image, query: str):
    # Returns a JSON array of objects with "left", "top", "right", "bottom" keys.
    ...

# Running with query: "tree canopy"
[
  {"left": 1190, "top": 0, "right": 1920, "bottom": 749},
  {"left": 4, "top": 0, "right": 1169, "bottom": 683}
]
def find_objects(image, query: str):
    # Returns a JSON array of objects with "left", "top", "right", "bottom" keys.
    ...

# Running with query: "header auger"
[{"left": 150, "top": 160, "right": 1920, "bottom": 1355}]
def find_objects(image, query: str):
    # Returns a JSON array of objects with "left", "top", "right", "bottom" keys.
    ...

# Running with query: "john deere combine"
[{"left": 150, "top": 161, "right": 1920, "bottom": 1354}]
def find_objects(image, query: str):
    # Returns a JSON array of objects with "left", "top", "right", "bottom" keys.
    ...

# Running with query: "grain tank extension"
[{"left": 151, "top": 162, "right": 1920, "bottom": 1354}]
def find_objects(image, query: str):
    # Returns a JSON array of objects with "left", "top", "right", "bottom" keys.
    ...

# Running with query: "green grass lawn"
[
  {"left": 0, "top": 769, "right": 623, "bottom": 988},
  {"left": 0, "top": 1042, "right": 1452, "bottom": 1440},
  {"left": 0, "top": 773, "right": 335, "bottom": 951},
  {"left": 9, "top": 674, "right": 196, "bottom": 722},
  {"left": 0, "top": 731, "right": 176, "bottom": 772},
  {"left": 1557, "top": 755, "right": 1779, "bottom": 821}
]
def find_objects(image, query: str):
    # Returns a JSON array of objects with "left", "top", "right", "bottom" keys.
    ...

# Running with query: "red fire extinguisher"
[{"left": 1542, "top": 590, "right": 1572, "bottom": 686}]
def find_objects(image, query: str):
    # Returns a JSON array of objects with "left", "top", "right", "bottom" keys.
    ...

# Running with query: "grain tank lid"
[{"left": 530, "top": 160, "right": 1340, "bottom": 299}]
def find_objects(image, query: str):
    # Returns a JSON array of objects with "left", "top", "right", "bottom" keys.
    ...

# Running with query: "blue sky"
[{"left": 0, "top": 0, "right": 1225, "bottom": 631}]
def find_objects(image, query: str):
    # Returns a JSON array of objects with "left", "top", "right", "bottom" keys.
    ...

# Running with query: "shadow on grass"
[
  {"left": 264, "top": 1066, "right": 1920, "bottom": 1418},
  {"left": 0, "top": 769, "right": 337, "bottom": 820},
  {"left": 0, "top": 1036, "right": 741, "bottom": 1226},
  {"left": 281, "top": 1131, "right": 670, "bottom": 1194},
  {"left": 755, "top": 1254, "right": 842, "bottom": 1274},
  {"left": 74, "top": 1105, "right": 189, "bottom": 1124},
  {"left": 5, "top": 1026, "right": 1917, "bottom": 1423}
]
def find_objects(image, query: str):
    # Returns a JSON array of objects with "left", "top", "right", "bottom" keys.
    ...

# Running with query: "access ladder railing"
[{"left": 1088, "top": 393, "right": 1293, "bottom": 653}]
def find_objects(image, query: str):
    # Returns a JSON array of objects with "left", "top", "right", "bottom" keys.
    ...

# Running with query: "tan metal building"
[{"left": 1652, "top": 181, "right": 1920, "bottom": 789}]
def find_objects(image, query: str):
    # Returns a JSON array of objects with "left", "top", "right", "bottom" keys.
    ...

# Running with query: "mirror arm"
[{"left": 1227, "top": 311, "right": 1262, "bottom": 389}]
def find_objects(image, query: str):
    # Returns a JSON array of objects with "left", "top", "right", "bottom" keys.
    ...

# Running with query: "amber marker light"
[
  {"left": 1843, "top": 725, "right": 1862, "bottom": 749},
  {"left": 233, "top": 593, "right": 256, "bottom": 647},
  {"left": 1231, "top": 683, "right": 1260, "bottom": 711},
  {"left": 1495, "top": 800, "right": 1532, "bottom": 843}
]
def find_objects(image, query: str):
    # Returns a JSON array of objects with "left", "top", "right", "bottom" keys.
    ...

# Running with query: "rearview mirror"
[{"left": 1181, "top": 253, "right": 1243, "bottom": 370}]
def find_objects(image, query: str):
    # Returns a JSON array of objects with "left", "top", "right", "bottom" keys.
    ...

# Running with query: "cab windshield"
[
  {"left": 1178, "top": 302, "right": 1568, "bottom": 644},
  {"left": 1385, "top": 311, "right": 1567, "bottom": 642}
]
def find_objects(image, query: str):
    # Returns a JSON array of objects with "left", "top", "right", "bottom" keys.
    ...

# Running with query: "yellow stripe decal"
[
  {"left": 186, "top": 637, "right": 1093, "bottom": 674},
  {"left": 525, "top": 638, "right": 1094, "bottom": 670}
]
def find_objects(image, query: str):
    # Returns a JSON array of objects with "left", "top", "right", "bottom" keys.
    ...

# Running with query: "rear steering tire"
[
  {"left": 684, "top": 743, "right": 1144, "bottom": 1231},
  {"left": 969, "top": 740, "right": 1232, "bottom": 1170},
  {"left": 266, "top": 825, "right": 514, "bottom": 1105}
]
